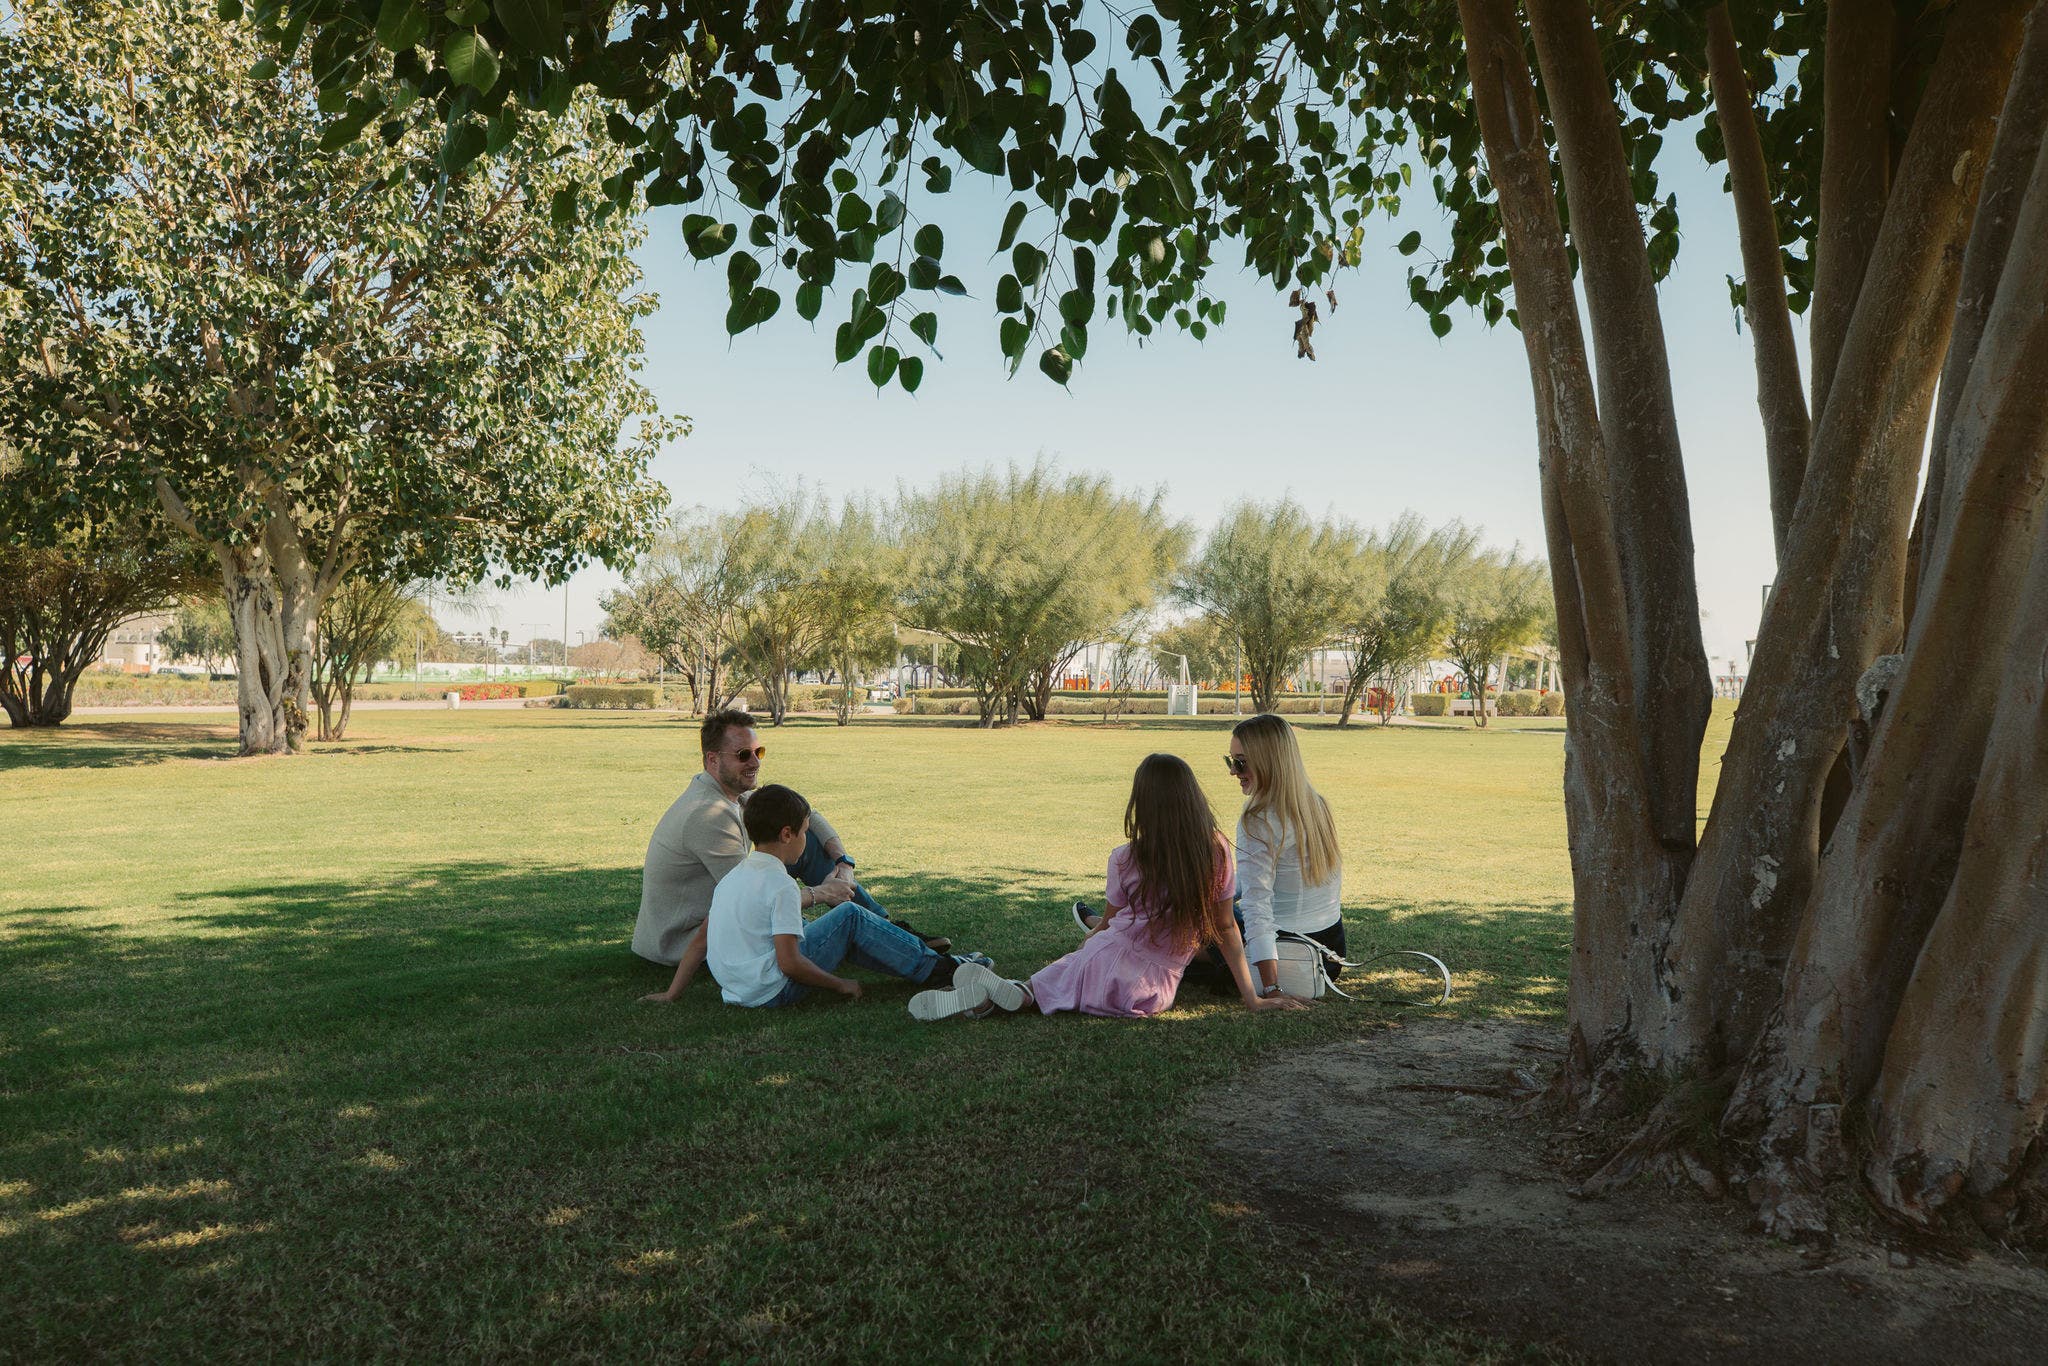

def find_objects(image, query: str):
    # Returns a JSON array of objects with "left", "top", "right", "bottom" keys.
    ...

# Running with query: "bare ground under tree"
[{"left": 1200, "top": 1020, "right": 2048, "bottom": 1363}]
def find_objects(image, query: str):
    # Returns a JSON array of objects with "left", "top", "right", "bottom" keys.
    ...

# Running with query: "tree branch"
[{"left": 1706, "top": 3, "right": 1810, "bottom": 562}]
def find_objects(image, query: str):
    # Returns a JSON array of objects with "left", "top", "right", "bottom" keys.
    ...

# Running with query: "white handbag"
[{"left": 1274, "top": 930, "right": 1454, "bottom": 1006}]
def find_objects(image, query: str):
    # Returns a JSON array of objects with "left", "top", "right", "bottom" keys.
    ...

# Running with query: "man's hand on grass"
[{"left": 833, "top": 979, "right": 862, "bottom": 1001}]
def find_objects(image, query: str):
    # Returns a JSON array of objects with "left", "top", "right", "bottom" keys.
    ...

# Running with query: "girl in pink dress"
[{"left": 909, "top": 754, "right": 1305, "bottom": 1021}]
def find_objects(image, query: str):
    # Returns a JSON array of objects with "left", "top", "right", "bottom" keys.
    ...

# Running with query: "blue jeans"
[
  {"left": 763, "top": 903, "right": 940, "bottom": 1007},
  {"left": 785, "top": 830, "right": 889, "bottom": 918}
]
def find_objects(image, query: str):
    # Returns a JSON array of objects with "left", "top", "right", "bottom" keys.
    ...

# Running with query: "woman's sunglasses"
[{"left": 1223, "top": 755, "right": 1249, "bottom": 776}]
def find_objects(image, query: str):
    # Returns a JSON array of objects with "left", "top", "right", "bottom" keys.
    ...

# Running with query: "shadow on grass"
[
  {"left": 0, "top": 857, "right": 1571, "bottom": 1359},
  {"left": 0, "top": 721, "right": 456, "bottom": 772}
]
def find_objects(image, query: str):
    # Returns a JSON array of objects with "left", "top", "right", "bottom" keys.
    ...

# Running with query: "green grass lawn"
[{"left": 1, "top": 706, "right": 1732, "bottom": 1361}]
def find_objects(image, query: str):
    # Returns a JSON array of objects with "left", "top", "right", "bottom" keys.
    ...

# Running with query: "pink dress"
[{"left": 1028, "top": 840, "right": 1235, "bottom": 1017}]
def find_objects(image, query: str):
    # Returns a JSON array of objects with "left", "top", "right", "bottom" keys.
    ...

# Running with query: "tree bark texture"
[
  {"left": 1809, "top": 0, "right": 1897, "bottom": 429},
  {"left": 1658, "top": 0, "right": 2028, "bottom": 1075},
  {"left": 1726, "top": 11, "right": 2048, "bottom": 1234}
]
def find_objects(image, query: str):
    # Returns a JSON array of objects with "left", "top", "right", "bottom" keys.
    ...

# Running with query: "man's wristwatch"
[{"left": 833, "top": 854, "right": 856, "bottom": 870}]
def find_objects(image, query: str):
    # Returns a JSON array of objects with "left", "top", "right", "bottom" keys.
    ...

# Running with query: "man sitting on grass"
[
  {"left": 631, "top": 708, "right": 950, "bottom": 975},
  {"left": 641, "top": 784, "right": 1001, "bottom": 1009}
]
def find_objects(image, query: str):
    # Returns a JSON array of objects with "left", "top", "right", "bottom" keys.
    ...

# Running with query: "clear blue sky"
[{"left": 485, "top": 128, "right": 1786, "bottom": 678}]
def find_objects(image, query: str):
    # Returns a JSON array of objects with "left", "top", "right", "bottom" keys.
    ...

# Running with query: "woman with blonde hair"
[{"left": 1225, "top": 712, "right": 1343, "bottom": 996}]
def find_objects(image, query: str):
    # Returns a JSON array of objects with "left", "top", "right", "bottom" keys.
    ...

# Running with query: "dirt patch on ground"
[{"left": 1201, "top": 1020, "right": 2048, "bottom": 1363}]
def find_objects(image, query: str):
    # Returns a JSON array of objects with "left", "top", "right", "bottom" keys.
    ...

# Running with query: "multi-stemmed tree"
[{"left": 1332, "top": 515, "right": 1482, "bottom": 728}]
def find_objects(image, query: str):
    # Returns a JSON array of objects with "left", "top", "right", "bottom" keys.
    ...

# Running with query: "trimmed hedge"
[
  {"left": 1495, "top": 690, "right": 1542, "bottom": 717},
  {"left": 906, "top": 687, "right": 1334, "bottom": 703},
  {"left": 1536, "top": 692, "right": 1566, "bottom": 717},
  {"left": 898, "top": 695, "right": 1344, "bottom": 717},
  {"left": 563, "top": 684, "right": 662, "bottom": 710},
  {"left": 1410, "top": 693, "right": 1450, "bottom": 717}
]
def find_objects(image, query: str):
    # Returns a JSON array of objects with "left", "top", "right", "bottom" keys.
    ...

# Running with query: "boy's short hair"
[
  {"left": 700, "top": 708, "right": 754, "bottom": 754},
  {"left": 743, "top": 784, "right": 809, "bottom": 846}
]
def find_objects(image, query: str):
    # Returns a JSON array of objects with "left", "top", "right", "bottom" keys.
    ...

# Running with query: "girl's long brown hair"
[{"left": 1124, "top": 752, "right": 1229, "bottom": 952}]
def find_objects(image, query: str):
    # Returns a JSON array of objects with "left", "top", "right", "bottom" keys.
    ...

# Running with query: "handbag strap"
[{"left": 1276, "top": 932, "right": 1454, "bottom": 1007}]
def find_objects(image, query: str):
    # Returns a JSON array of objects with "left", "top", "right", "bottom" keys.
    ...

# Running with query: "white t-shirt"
[
  {"left": 1235, "top": 809, "right": 1342, "bottom": 965},
  {"left": 705, "top": 850, "right": 805, "bottom": 1007}
]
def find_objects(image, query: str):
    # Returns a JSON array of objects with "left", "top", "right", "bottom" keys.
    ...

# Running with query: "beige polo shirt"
[{"left": 631, "top": 770, "right": 841, "bottom": 965}]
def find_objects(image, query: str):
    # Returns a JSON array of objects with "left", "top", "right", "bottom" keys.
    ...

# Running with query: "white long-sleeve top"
[{"left": 1235, "top": 810, "right": 1342, "bottom": 966}]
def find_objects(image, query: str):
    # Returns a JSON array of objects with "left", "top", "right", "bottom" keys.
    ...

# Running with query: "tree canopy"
[{"left": 3, "top": 0, "right": 674, "bottom": 752}]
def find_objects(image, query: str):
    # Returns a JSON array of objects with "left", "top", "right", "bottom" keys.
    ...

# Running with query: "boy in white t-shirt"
[{"left": 643, "top": 784, "right": 998, "bottom": 1008}]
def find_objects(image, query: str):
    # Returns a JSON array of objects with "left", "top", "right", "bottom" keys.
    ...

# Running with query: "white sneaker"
[{"left": 908, "top": 961, "right": 1027, "bottom": 1022}]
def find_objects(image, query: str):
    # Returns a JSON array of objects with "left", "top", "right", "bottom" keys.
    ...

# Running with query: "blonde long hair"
[{"left": 1234, "top": 713, "right": 1340, "bottom": 886}]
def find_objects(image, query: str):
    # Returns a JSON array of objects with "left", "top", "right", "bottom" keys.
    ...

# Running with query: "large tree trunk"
[
  {"left": 1457, "top": 0, "right": 1685, "bottom": 1102},
  {"left": 215, "top": 533, "right": 319, "bottom": 757},
  {"left": 1725, "top": 15, "right": 2048, "bottom": 1236},
  {"left": 1656, "top": 0, "right": 2027, "bottom": 1075}
]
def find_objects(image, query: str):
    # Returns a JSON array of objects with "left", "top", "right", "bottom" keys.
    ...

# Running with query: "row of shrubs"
[
  {"left": 356, "top": 679, "right": 563, "bottom": 700},
  {"left": 1495, "top": 689, "right": 1564, "bottom": 717},
  {"left": 1410, "top": 690, "right": 1565, "bottom": 718},
  {"left": 908, "top": 687, "right": 1334, "bottom": 702},
  {"left": 563, "top": 684, "right": 664, "bottom": 709}
]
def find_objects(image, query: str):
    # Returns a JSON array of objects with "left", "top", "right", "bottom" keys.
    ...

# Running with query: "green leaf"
[
  {"left": 866, "top": 345, "right": 899, "bottom": 388},
  {"left": 1397, "top": 230, "right": 1422, "bottom": 256},
  {"left": 1064, "top": 31, "right": 1097, "bottom": 64},
  {"left": 1058, "top": 288, "right": 1092, "bottom": 327},
  {"left": 1012, "top": 243, "right": 1043, "bottom": 286},
  {"left": 1125, "top": 15, "right": 1163, "bottom": 58},
  {"left": 924, "top": 163, "right": 952, "bottom": 193},
  {"left": 1430, "top": 312, "right": 1452, "bottom": 338},
  {"left": 796, "top": 282, "right": 824, "bottom": 321},
  {"left": 493, "top": 0, "right": 563, "bottom": 56},
  {"left": 438, "top": 120, "right": 488, "bottom": 173},
  {"left": 550, "top": 186, "right": 577, "bottom": 228},
  {"left": 1038, "top": 346, "right": 1073, "bottom": 385},
  {"left": 1059, "top": 324, "right": 1088, "bottom": 360},
  {"left": 319, "top": 105, "right": 378, "bottom": 151},
  {"left": 1130, "top": 135, "right": 1195, "bottom": 215},
  {"left": 907, "top": 256, "right": 941, "bottom": 291},
  {"left": 684, "top": 218, "right": 735, "bottom": 259},
  {"left": 442, "top": 33, "right": 501, "bottom": 93},
  {"left": 935, "top": 276, "right": 967, "bottom": 296},
  {"left": 834, "top": 323, "right": 860, "bottom": 364},
  {"left": 913, "top": 224, "right": 943, "bottom": 258},
  {"left": 836, "top": 194, "right": 871, "bottom": 232},
  {"left": 867, "top": 263, "right": 905, "bottom": 307},
  {"left": 376, "top": 0, "right": 429, "bottom": 52},
  {"left": 996, "top": 275, "right": 1023, "bottom": 313},
  {"left": 999, "top": 318, "right": 1029, "bottom": 361},
  {"left": 910, "top": 312, "right": 938, "bottom": 347},
  {"left": 897, "top": 357, "right": 924, "bottom": 393},
  {"left": 216, "top": 0, "right": 244, "bottom": 18},
  {"left": 998, "top": 202, "right": 1028, "bottom": 251},
  {"left": 876, "top": 192, "right": 906, "bottom": 231},
  {"left": 249, "top": 56, "right": 280, "bottom": 80}
]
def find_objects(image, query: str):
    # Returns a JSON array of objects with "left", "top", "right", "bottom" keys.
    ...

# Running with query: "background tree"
[
  {"left": 604, "top": 508, "right": 763, "bottom": 715},
  {"left": 1334, "top": 517, "right": 1481, "bottom": 728},
  {"left": 1148, "top": 612, "right": 1237, "bottom": 691},
  {"left": 1441, "top": 551, "right": 1548, "bottom": 730},
  {"left": 807, "top": 501, "right": 904, "bottom": 726},
  {"left": 0, "top": 519, "right": 202, "bottom": 728},
  {"left": 1177, "top": 501, "right": 1358, "bottom": 712},
  {"left": 309, "top": 578, "right": 432, "bottom": 742},
  {"left": 2, "top": 0, "right": 670, "bottom": 756},
  {"left": 275, "top": 0, "right": 2048, "bottom": 1238},
  {"left": 898, "top": 464, "right": 1180, "bottom": 727},
  {"left": 157, "top": 598, "right": 240, "bottom": 677}
]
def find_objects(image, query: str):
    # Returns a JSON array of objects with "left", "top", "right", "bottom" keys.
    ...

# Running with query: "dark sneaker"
[
  {"left": 909, "top": 961, "right": 1027, "bottom": 1022},
  {"left": 891, "top": 917, "right": 952, "bottom": 954}
]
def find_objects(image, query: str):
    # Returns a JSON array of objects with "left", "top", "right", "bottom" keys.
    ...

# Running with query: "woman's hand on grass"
[
  {"left": 638, "top": 991, "right": 676, "bottom": 1005},
  {"left": 1244, "top": 992, "right": 1309, "bottom": 1013}
]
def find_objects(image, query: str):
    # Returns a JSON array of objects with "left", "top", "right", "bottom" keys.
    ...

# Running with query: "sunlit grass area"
[{"left": 2, "top": 704, "right": 1732, "bottom": 1359}]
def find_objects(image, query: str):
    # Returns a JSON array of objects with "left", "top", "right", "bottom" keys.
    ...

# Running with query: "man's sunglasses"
[
  {"left": 1224, "top": 755, "right": 1249, "bottom": 776},
  {"left": 729, "top": 746, "right": 768, "bottom": 761}
]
